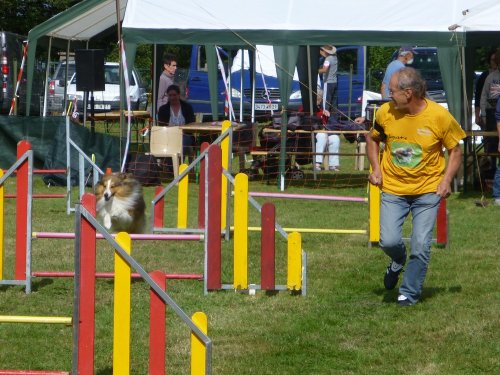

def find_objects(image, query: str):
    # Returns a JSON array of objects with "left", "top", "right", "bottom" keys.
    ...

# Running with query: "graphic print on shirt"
[{"left": 391, "top": 141, "right": 422, "bottom": 168}]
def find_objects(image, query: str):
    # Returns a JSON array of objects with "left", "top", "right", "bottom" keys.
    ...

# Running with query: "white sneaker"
[
  {"left": 397, "top": 294, "right": 414, "bottom": 306},
  {"left": 494, "top": 199, "right": 500, "bottom": 206}
]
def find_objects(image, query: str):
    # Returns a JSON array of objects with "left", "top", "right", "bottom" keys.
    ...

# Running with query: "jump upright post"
[{"left": 0, "top": 140, "right": 33, "bottom": 293}]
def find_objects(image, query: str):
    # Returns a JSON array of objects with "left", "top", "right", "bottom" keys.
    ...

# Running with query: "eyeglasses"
[{"left": 388, "top": 87, "right": 411, "bottom": 96}]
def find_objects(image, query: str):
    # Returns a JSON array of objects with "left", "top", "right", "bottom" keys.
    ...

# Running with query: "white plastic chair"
[{"left": 149, "top": 126, "right": 183, "bottom": 177}]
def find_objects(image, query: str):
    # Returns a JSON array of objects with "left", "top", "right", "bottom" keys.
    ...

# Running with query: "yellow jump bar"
[
  {"left": 230, "top": 226, "right": 367, "bottom": 235},
  {"left": 0, "top": 315, "right": 72, "bottom": 324}
]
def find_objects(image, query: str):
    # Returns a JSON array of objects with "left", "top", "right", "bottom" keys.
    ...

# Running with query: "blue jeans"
[
  {"left": 323, "top": 82, "right": 338, "bottom": 113},
  {"left": 492, "top": 166, "right": 500, "bottom": 199},
  {"left": 380, "top": 192, "right": 441, "bottom": 303}
]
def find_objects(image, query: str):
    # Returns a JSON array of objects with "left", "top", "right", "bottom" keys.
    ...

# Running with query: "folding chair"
[{"left": 148, "top": 126, "right": 183, "bottom": 177}]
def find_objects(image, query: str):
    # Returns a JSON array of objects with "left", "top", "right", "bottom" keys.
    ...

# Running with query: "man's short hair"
[
  {"left": 163, "top": 53, "right": 177, "bottom": 66},
  {"left": 396, "top": 67, "right": 427, "bottom": 98},
  {"left": 166, "top": 84, "right": 181, "bottom": 95}
]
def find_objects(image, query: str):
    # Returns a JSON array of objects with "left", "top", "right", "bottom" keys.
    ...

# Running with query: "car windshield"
[
  {"left": 410, "top": 51, "right": 440, "bottom": 79},
  {"left": 104, "top": 66, "right": 120, "bottom": 84},
  {"left": 54, "top": 62, "right": 76, "bottom": 81}
]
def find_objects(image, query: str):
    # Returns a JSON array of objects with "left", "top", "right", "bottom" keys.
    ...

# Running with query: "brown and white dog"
[{"left": 95, "top": 172, "right": 146, "bottom": 234}]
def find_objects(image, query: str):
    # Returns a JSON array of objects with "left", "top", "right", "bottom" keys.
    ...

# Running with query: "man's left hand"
[{"left": 436, "top": 182, "right": 451, "bottom": 198}]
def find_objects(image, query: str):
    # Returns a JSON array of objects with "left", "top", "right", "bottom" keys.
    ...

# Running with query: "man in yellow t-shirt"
[{"left": 366, "top": 67, "right": 465, "bottom": 306}]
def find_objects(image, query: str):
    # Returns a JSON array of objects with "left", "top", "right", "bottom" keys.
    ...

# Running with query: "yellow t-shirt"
[{"left": 371, "top": 99, "right": 465, "bottom": 196}]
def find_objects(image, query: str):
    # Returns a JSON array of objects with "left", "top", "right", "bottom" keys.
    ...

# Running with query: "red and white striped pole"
[{"left": 9, "top": 41, "right": 28, "bottom": 116}]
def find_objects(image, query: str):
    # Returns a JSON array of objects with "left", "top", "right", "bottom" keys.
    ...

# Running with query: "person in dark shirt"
[
  {"left": 475, "top": 50, "right": 497, "bottom": 128},
  {"left": 158, "top": 84, "right": 196, "bottom": 157}
]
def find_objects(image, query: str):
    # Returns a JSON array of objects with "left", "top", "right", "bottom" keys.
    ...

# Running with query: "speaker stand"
[{"left": 90, "top": 91, "right": 95, "bottom": 136}]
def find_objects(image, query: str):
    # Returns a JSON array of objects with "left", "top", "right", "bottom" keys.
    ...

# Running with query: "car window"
[
  {"left": 69, "top": 64, "right": 137, "bottom": 86},
  {"left": 337, "top": 49, "right": 358, "bottom": 75},
  {"left": 105, "top": 65, "right": 120, "bottom": 84},
  {"left": 54, "top": 62, "right": 75, "bottom": 81},
  {"left": 410, "top": 51, "right": 440, "bottom": 80}
]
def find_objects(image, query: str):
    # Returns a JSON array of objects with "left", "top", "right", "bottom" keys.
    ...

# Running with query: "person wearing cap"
[
  {"left": 366, "top": 67, "right": 465, "bottom": 306},
  {"left": 318, "top": 45, "right": 338, "bottom": 116},
  {"left": 315, "top": 45, "right": 340, "bottom": 171},
  {"left": 380, "top": 46, "right": 415, "bottom": 99}
]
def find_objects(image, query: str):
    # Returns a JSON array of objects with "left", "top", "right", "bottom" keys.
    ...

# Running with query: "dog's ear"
[{"left": 124, "top": 172, "right": 135, "bottom": 180}]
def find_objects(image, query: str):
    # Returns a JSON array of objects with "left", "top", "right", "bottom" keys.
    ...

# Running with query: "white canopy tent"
[
  {"left": 121, "top": 0, "right": 476, "bottom": 38},
  {"left": 453, "top": 0, "right": 500, "bottom": 32}
]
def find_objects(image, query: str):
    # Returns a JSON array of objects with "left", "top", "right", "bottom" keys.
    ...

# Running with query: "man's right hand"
[{"left": 368, "top": 169, "right": 383, "bottom": 187}]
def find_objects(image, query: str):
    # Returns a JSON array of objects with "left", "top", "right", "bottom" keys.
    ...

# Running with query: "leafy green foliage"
[{"left": 0, "top": 0, "right": 79, "bottom": 35}]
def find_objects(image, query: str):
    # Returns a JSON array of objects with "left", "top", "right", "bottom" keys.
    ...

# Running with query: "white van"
[{"left": 64, "top": 62, "right": 147, "bottom": 112}]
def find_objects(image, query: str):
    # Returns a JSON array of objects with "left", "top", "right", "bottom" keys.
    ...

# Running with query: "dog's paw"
[{"left": 103, "top": 214, "right": 112, "bottom": 229}]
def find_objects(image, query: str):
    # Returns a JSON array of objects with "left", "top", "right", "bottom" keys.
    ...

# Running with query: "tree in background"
[
  {"left": 366, "top": 46, "right": 395, "bottom": 92},
  {"left": 1, "top": 0, "right": 79, "bottom": 35}
]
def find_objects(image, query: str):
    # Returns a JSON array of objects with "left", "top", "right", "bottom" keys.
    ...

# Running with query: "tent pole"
[
  {"left": 228, "top": 51, "right": 234, "bottom": 122},
  {"left": 251, "top": 48, "right": 256, "bottom": 123},
  {"left": 460, "top": 45, "right": 470, "bottom": 193},
  {"left": 42, "top": 37, "right": 52, "bottom": 117},
  {"left": 239, "top": 49, "right": 244, "bottom": 122},
  {"left": 307, "top": 45, "right": 313, "bottom": 116},
  {"left": 153, "top": 44, "right": 157, "bottom": 122},
  {"left": 116, "top": 0, "right": 125, "bottom": 143},
  {"left": 63, "top": 40, "right": 71, "bottom": 118},
  {"left": 82, "top": 41, "right": 88, "bottom": 128},
  {"left": 460, "top": 46, "right": 469, "bottom": 131}
]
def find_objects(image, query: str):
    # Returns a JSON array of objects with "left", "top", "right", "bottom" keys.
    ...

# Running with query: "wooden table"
[
  {"left": 180, "top": 122, "right": 248, "bottom": 170},
  {"left": 465, "top": 130, "right": 498, "bottom": 137},
  {"left": 88, "top": 110, "right": 151, "bottom": 144},
  {"left": 179, "top": 122, "right": 243, "bottom": 133},
  {"left": 88, "top": 110, "right": 151, "bottom": 122}
]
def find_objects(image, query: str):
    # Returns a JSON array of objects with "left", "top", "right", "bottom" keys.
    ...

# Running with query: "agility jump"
[{"left": 75, "top": 193, "right": 211, "bottom": 374}]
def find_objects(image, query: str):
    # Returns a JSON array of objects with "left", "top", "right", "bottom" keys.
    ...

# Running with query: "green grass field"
[{"left": 0, "top": 172, "right": 499, "bottom": 374}]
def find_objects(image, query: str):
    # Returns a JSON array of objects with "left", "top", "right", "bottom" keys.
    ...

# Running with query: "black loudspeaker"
[{"left": 75, "top": 49, "right": 105, "bottom": 92}]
